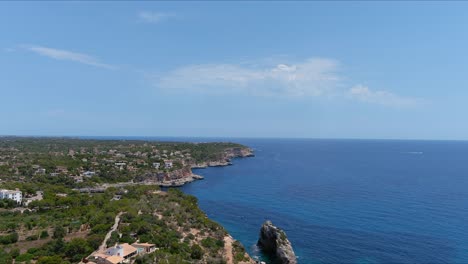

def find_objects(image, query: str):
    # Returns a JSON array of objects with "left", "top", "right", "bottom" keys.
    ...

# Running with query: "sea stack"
[{"left": 257, "top": 220, "right": 297, "bottom": 264}]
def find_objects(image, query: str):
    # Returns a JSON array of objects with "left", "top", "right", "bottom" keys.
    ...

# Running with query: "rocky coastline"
[
  {"left": 258, "top": 221, "right": 297, "bottom": 264},
  {"left": 74, "top": 147, "right": 254, "bottom": 192},
  {"left": 151, "top": 146, "right": 254, "bottom": 187},
  {"left": 192, "top": 147, "right": 254, "bottom": 168}
]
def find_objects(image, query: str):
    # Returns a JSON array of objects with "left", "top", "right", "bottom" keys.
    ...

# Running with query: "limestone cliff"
[
  {"left": 257, "top": 221, "right": 297, "bottom": 264},
  {"left": 138, "top": 146, "right": 254, "bottom": 186},
  {"left": 192, "top": 147, "right": 254, "bottom": 168},
  {"left": 224, "top": 147, "right": 255, "bottom": 158}
]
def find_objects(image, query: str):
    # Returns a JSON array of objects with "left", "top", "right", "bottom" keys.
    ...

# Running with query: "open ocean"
[
  {"left": 84, "top": 137, "right": 468, "bottom": 263},
  {"left": 179, "top": 138, "right": 468, "bottom": 264}
]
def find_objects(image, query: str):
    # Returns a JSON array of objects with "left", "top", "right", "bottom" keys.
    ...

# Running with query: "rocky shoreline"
[
  {"left": 158, "top": 173, "right": 205, "bottom": 187},
  {"left": 154, "top": 146, "right": 254, "bottom": 187},
  {"left": 192, "top": 147, "right": 254, "bottom": 168},
  {"left": 74, "top": 147, "right": 254, "bottom": 192}
]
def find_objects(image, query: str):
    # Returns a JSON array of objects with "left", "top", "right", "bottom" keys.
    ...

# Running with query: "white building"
[
  {"left": 0, "top": 189, "right": 22, "bottom": 204},
  {"left": 164, "top": 160, "right": 173, "bottom": 169},
  {"left": 72, "top": 176, "right": 83, "bottom": 183},
  {"left": 34, "top": 168, "right": 46, "bottom": 175},
  {"left": 115, "top": 162, "right": 126, "bottom": 171},
  {"left": 153, "top": 162, "right": 160, "bottom": 169},
  {"left": 82, "top": 171, "right": 96, "bottom": 177}
]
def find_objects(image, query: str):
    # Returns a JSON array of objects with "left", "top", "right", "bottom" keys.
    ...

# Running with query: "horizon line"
[{"left": 1, "top": 134, "right": 467, "bottom": 142}]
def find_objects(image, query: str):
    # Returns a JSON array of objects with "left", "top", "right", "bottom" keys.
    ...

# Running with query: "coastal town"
[
  {"left": 0, "top": 137, "right": 255, "bottom": 264},
  {"left": 0, "top": 137, "right": 253, "bottom": 188}
]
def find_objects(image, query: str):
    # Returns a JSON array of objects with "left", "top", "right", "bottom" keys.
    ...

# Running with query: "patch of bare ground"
[
  {"left": 224, "top": 235, "right": 256, "bottom": 264},
  {"left": 153, "top": 211, "right": 163, "bottom": 220},
  {"left": 152, "top": 190, "right": 167, "bottom": 196},
  {"left": 190, "top": 228, "right": 200, "bottom": 236},
  {"left": 224, "top": 235, "right": 234, "bottom": 264},
  {"left": 64, "top": 229, "right": 90, "bottom": 241},
  {"left": 16, "top": 237, "right": 52, "bottom": 254}
]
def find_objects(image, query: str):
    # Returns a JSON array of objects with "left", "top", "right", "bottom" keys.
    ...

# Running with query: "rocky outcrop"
[
  {"left": 257, "top": 221, "right": 297, "bottom": 264},
  {"left": 224, "top": 147, "right": 255, "bottom": 158},
  {"left": 191, "top": 147, "right": 253, "bottom": 169},
  {"left": 166, "top": 166, "right": 192, "bottom": 180},
  {"left": 135, "top": 166, "right": 192, "bottom": 183},
  {"left": 139, "top": 146, "right": 254, "bottom": 186}
]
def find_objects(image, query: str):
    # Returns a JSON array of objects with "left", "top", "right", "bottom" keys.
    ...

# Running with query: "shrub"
[
  {"left": 52, "top": 225, "right": 65, "bottom": 239},
  {"left": 16, "top": 253, "right": 34, "bottom": 262},
  {"left": 0, "top": 232, "right": 18, "bottom": 245},
  {"left": 9, "top": 248, "right": 20, "bottom": 259},
  {"left": 37, "top": 256, "right": 67, "bottom": 264},
  {"left": 26, "top": 235, "right": 38, "bottom": 241},
  {"left": 40, "top": 230, "right": 49, "bottom": 239},
  {"left": 64, "top": 238, "right": 92, "bottom": 262},
  {"left": 201, "top": 237, "right": 224, "bottom": 250},
  {"left": 190, "top": 244, "right": 204, "bottom": 259}
]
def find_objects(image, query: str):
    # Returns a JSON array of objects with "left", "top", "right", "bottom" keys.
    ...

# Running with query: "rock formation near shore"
[
  {"left": 224, "top": 147, "right": 255, "bottom": 158},
  {"left": 136, "top": 146, "right": 254, "bottom": 186},
  {"left": 192, "top": 147, "right": 254, "bottom": 169},
  {"left": 257, "top": 221, "right": 297, "bottom": 264}
]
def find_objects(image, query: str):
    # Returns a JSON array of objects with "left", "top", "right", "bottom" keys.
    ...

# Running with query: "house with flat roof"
[
  {"left": 164, "top": 160, "right": 173, "bottom": 169},
  {"left": 82, "top": 171, "right": 96, "bottom": 177},
  {"left": 56, "top": 166, "right": 68, "bottom": 174},
  {"left": 34, "top": 168, "right": 46, "bottom": 175},
  {"left": 0, "top": 189, "right": 22, "bottom": 204},
  {"left": 72, "top": 175, "right": 83, "bottom": 183},
  {"left": 131, "top": 242, "right": 157, "bottom": 254}
]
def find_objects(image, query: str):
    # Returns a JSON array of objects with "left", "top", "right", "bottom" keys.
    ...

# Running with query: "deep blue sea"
[
  {"left": 179, "top": 139, "right": 468, "bottom": 264},
  {"left": 82, "top": 137, "right": 468, "bottom": 263}
]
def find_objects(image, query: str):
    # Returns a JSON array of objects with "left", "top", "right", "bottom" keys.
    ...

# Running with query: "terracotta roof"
[
  {"left": 120, "top": 243, "right": 137, "bottom": 257},
  {"left": 92, "top": 253, "right": 109, "bottom": 259},
  {"left": 106, "top": 255, "right": 124, "bottom": 264}
]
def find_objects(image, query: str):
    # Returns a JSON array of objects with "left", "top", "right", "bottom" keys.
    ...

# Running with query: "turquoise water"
[{"left": 178, "top": 139, "right": 468, "bottom": 263}]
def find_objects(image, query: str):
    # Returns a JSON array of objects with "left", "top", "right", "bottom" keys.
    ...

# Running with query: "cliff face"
[
  {"left": 138, "top": 166, "right": 192, "bottom": 182},
  {"left": 166, "top": 166, "right": 192, "bottom": 180},
  {"left": 258, "top": 221, "right": 297, "bottom": 264},
  {"left": 139, "top": 146, "right": 254, "bottom": 185},
  {"left": 224, "top": 147, "right": 255, "bottom": 158},
  {"left": 192, "top": 147, "right": 254, "bottom": 169}
]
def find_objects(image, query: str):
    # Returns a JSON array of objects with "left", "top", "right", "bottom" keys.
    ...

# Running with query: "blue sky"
[{"left": 1, "top": 2, "right": 468, "bottom": 139}]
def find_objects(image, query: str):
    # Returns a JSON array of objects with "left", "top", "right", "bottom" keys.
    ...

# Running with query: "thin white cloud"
[
  {"left": 154, "top": 57, "right": 423, "bottom": 108},
  {"left": 349, "top": 85, "right": 422, "bottom": 108},
  {"left": 23, "top": 45, "right": 116, "bottom": 69},
  {"left": 157, "top": 58, "right": 341, "bottom": 97},
  {"left": 138, "top": 11, "right": 176, "bottom": 24}
]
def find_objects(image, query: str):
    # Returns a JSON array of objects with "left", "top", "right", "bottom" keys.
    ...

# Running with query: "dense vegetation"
[
  {"left": 0, "top": 137, "right": 253, "bottom": 264},
  {"left": 0, "top": 183, "right": 244, "bottom": 263},
  {"left": 0, "top": 136, "right": 246, "bottom": 187}
]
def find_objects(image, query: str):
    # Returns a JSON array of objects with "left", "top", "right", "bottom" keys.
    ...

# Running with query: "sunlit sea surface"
[{"left": 85, "top": 137, "right": 468, "bottom": 263}]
